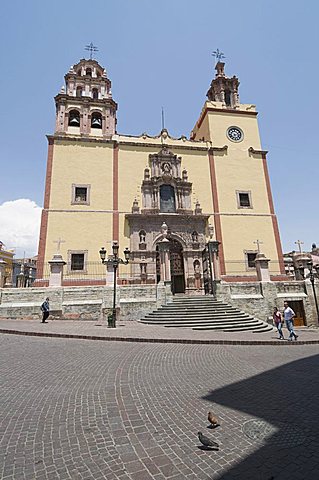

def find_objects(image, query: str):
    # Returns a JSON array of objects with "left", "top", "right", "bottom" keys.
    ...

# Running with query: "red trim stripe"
[
  {"left": 37, "top": 138, "right": 54, "bottom": 278},
  {"left": 262, "top": 154, "right": 285, "bottom": 274}
]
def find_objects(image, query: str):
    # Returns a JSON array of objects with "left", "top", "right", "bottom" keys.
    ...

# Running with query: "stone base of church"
[{"left": 0, "top": 281, "right": 318, "bottom": 327}]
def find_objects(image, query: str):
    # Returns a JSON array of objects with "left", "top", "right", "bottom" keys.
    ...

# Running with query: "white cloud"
[{"left": 0, "top": 199, "right": 42, "bottom": 258}]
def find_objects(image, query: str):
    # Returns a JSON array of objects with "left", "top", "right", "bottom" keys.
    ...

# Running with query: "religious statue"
[
  {"left": 161, "top": 162, "right": 171, "bottom": 175},
  {"left": 192, "top": 231, "right": 198, "bottom": 243},
  {"left": 161, "top": 222, "right": 168, "bottom": 240}
]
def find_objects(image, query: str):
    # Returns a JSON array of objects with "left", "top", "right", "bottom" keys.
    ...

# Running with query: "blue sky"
[{"left": 0, "top": 0, "right": 318, "bottom": 256}]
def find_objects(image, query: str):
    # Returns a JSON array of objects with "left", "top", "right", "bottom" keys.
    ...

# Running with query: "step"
[
  {"left": 158, "top": 306, "right": 241, "bottom": 312},
  {"left": 140, "top": 318, "right": 258, "bottom": 326},
  {"left": 156, "top": 313, "right": 246, "bottom": 318},
  {"left": 139, "top": 297, "right": 271, "bottom": 334}
]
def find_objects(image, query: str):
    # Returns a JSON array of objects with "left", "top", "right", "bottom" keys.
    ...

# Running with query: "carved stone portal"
[{"left": 126, "top": 146, "right": 209, "bottom": 294}]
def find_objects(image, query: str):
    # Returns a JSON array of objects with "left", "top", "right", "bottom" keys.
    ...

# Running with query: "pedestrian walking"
[
  {"left": 41, "top": 297, "right": 50, "bottom": 323},
  {"left": 273, "top": 307, "right": 284, "bottom": 339},
  {"left": 283, "top": 301, "right": 298, "bottom": 341}
]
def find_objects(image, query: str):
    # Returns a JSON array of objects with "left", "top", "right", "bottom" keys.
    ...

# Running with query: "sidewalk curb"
[{"left": 1, "top": 328, "right": 318, "bottom": 346}]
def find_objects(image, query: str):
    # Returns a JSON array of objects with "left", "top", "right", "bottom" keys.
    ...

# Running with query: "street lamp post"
[
  {"left": 99, "top": 242, "right": 130, "bottom": 328},
  {"left": 307, "top": 260, "right": 319, "bottom": 324}
]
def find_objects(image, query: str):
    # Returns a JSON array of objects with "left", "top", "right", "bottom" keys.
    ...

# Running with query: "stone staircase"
[{"left": 139, "top": 295, "right": 273, "bottom": 333}]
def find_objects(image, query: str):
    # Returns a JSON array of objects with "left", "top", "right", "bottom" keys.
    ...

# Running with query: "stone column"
[
  {"left": 158, "top": 240, "right": 171, "bottom": 283},
  {"left": 3, "top": 266, "right": 13, "bottom": 288},
  {"left": 293, "top": 253, "right": 311, "bottom": 280},
  {"left": 48, "top": 253, "right": 66, "bottom": 287},
  {"left": 0, "top": 259, "right": 6, "bottom": 288},
  {"left": 255, "top": 253, "right": 271, "bottom": 282},
  {"left": 17, "top": 264, "right": 25, "bottom": 288}
]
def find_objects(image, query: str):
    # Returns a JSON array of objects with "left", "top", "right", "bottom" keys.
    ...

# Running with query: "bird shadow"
[{"left": 207, "top": 424, "right": 220, "bottom": 429}]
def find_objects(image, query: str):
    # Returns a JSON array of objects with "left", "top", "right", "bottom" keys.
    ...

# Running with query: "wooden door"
[{"left": 289, "top": 300, "right": 306, "bottom": 326}]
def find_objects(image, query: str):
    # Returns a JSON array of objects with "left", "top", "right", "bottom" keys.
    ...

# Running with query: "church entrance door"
[{"left": 169, "top": 239, "right": 185, "bottom": 294}]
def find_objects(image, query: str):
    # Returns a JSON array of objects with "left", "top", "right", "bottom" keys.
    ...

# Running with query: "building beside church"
[
  {"left": 0, "top": 242, "right": 14, "bottom": 288},
  {"left": 36, "top": 57, "right": 286, "bottom": 293}
]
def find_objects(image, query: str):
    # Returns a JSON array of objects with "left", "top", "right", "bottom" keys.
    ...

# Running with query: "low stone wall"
[
  {"left": 216, "top": 280, "right": 318, "bottom": 327},
  {"left": 0, "top": 284, "right": 166, "bottom": 321},
  {"left": 0, "top": 280, "right": 317, "bottom": 326}
]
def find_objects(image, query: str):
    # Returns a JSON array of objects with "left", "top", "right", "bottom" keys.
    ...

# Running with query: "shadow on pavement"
[{"left": 203, "top": 354, "right": 319, "bottom": 480}]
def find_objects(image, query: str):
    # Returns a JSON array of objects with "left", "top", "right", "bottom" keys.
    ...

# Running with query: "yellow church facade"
[{"left": 36, "top": 58, "right": 285, "bottom": 293}]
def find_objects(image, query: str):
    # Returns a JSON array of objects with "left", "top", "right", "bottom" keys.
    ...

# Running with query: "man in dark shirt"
[{"left": 41, "top": 297, "right": 50, "bottom": 323}]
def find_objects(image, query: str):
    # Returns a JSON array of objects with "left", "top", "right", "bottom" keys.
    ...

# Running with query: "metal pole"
[
  {"left": 112, "top": 262, "right": 117, "bottom": 327},
  {"left": 310, "top": 276, "right": 319, "bottom": 323}
]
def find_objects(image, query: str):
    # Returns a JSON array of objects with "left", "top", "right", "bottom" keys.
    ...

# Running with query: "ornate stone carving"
[{"left": 125, "top": 147, "right": 209, "bottom": 292}]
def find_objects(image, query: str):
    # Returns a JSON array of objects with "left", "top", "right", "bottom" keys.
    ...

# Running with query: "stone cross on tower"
[
  {"left": 85, "top": 42, "right": 98, "bottom": 60},
  {"left": 295, "top": 239, "right": 304, "bottom": 253},
  {"left": 53, "top": 238, "right": 65, "bottom": 254},
  {"left": 253, "top": 239, "right": 263, "bottom": 253},
  {"left": 212, "top": 48, "right": 225, "bottom": 64}
]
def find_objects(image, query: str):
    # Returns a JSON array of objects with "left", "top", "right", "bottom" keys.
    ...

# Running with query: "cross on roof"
[
  {"left": 53, "top": 238, "right": 65, "bottom": 253},
  {"left": 253, "top": 239, "right": 263, "bottom": 253},
  {"left": 294, "top": 239, "right": 304, "bottom": 253},
  {"left": 212, "top": 48, "right": 225, "bottom": 64},
  {"left": 85, "top": 42, "right": 98, "bottom": 60}
]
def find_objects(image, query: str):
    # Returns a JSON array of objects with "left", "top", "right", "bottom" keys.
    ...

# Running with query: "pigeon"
[
  {"left": 198, "top": 431, "right": 219, "bottom": 450},
  {"left": 208, "top": 411, "right": 220, "bottom": 428}
]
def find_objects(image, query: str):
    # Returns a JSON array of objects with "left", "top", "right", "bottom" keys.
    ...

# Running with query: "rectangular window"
[
  {"left": 236, "top": 191, "right": 252, "bottom": 209},
  {"left": 247, "top": 252, "right": 257, "bottom": 268},
  {"left": 72, "top": 184, "right": 90, "bottom": 205},
  {"left": 75, "top": 187, "right": 87, "bottom": 202},
  {"left": 70, "top": 253, "right": 85, "bottom": 271}
]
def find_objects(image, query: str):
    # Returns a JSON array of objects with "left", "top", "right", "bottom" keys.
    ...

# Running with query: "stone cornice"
[
  {"left": 209, "top": 145, "right": 228, "bottom": 153},
  {"left": 248, "top": 147, "right": 268, "bottom": 156},
  {"left": 47, "top": 134, "right": 228, "bottom": 152},
  {"left": 125, "top": 213, "right": 210, "bottom": 220}
]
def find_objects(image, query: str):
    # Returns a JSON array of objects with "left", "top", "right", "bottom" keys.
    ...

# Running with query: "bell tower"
[
  {"left": 206, "top": 61, "right": 240, "bottom": 109},
  {"left": 54, "top": 59, "right": 117, "bottom": 137}
]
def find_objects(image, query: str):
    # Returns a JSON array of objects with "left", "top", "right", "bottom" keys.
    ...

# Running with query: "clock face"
[{"left": 227, "top": 126, "right": 243, "bottom": 142}]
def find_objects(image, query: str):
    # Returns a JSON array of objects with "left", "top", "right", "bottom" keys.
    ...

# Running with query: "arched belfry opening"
[
  {"left": 68, "top": 109, "right": 80, "bottom": 127},
  {"left": 125, "top": 142, "right": 210, "bottom": 294},
  {"left": 91, "top": 112, "right": 102, "bottom": 129}
]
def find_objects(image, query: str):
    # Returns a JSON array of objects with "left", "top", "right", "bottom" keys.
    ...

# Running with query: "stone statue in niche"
[
  {"left": 194, "top": 259, "right": 201, "bottom": 289},
  {"left": 161, "top": 162, "right": 172, "bottom": 175},
  {"left": 192, "top": 231, "right": 198, "bottom": 242},
  {"left": 139, "top": 230, "right": 146, "bottom": 243},
  {"left": 161, "top": 222, "right": 168, "bottom": 240}
]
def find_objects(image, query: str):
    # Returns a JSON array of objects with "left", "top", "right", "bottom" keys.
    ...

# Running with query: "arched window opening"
[
  {"left": 92, "top": 88, "right": 98, "bottom": 99},
  {"left": 160, "top": 185, "right": 176, "bottom": 213},
  {"left": 86, "top": 68, "right": 92, "bottom": 77},
  {"left": 68, "top": 109, "right": 80, "bottom": 127},
  {"left": 225, "top": 90, "right": 231, "bottom": 107},
  {"left": 91, "top": 112, "right": 102, "bottom": 129},
  {"left": 77, "top": 69, "right": 82, "bottom": 76},
  {"left": 76, "top": 86, "right": 83, "bottom": 97}
]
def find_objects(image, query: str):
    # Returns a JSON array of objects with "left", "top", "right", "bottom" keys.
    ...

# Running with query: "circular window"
[{"left": 227, "top": 126, "right": 243, "bottom": 142}]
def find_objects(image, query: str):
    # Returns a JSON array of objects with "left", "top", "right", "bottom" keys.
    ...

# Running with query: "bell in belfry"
[
  {"left": 69, "top": 110, "right": 80, "bottom": 126},
  {"left": 91, "top": 115, "right": 102, "bottom": 128}
]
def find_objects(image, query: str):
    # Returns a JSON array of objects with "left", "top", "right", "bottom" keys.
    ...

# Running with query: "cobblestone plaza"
[{"left": 1, "top": 334, "right": 319, "bottom": 480}]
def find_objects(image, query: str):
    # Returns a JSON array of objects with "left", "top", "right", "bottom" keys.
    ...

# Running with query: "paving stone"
[{"left": 0, "top": 335, "right": 318, "bottom": 480}]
